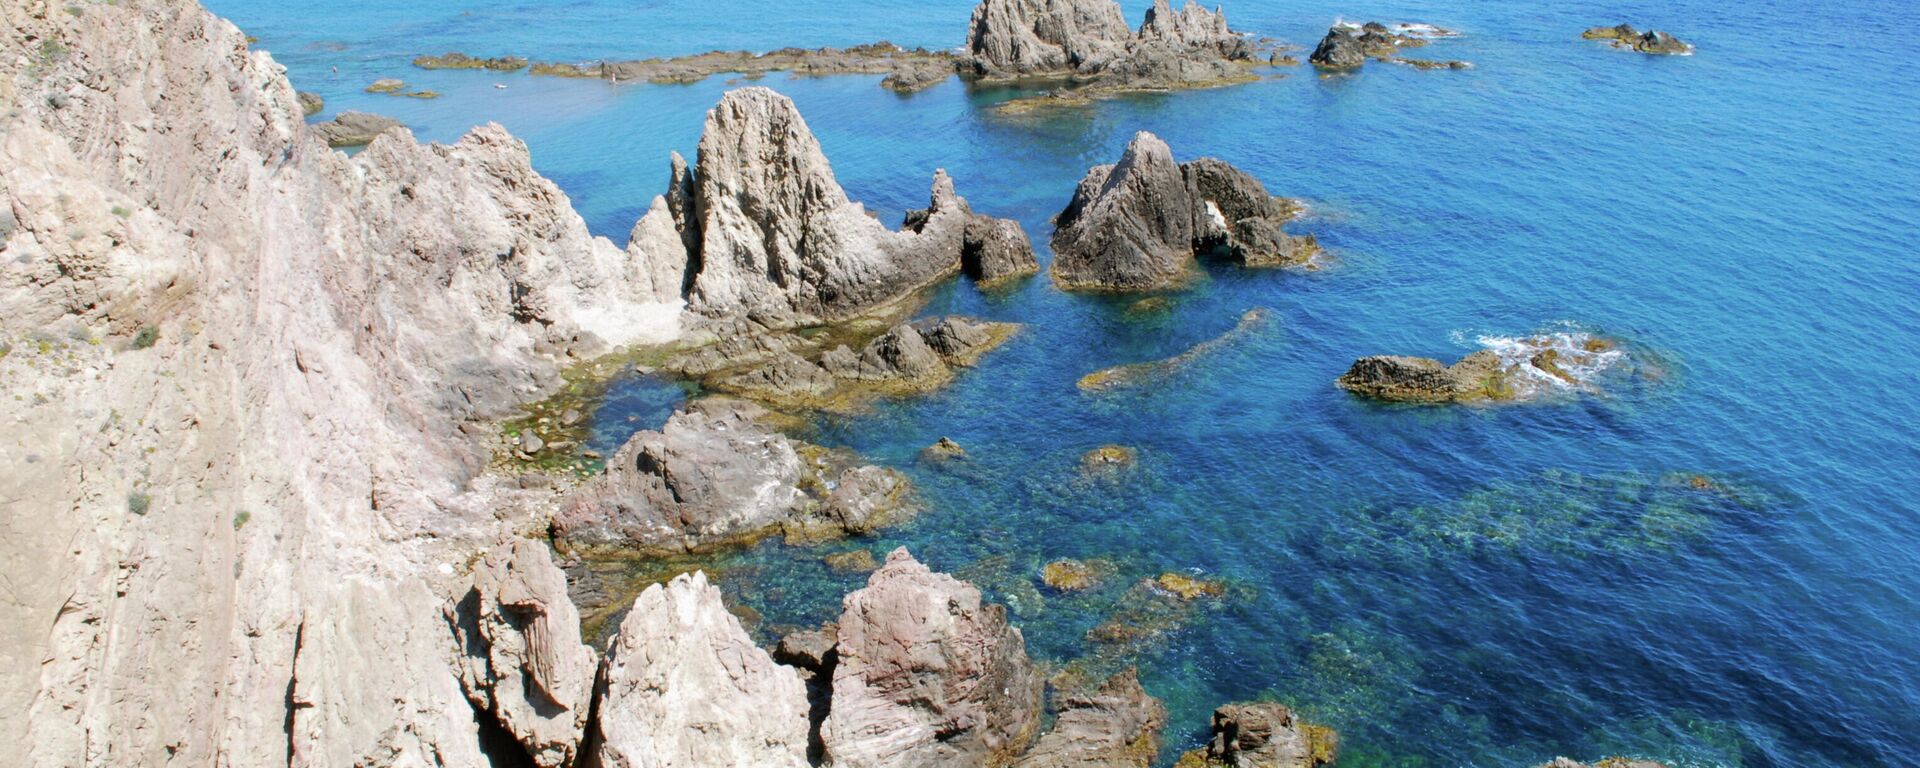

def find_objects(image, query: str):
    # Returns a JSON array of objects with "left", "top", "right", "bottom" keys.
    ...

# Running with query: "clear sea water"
[{"left": 211, "top": 0, "right": 1920, "bottom": 764}]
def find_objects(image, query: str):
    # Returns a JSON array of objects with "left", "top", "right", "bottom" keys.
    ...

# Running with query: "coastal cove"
[
  {"left": 2, "top": 0, "right": 1914, "bottom": 765},
  {"left": 220, "top": 0, "right": 1920, "bottom": 765}
]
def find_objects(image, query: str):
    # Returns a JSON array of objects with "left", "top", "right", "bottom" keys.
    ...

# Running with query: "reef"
[
  {"left": 1079, "top": 307, "right": 1270, "bottom": 390},
  {"left": 1310, "top": 21, "right": 1467, "bottom": 71},
  {"left": 506, "top": 42, "right": 960, "bottom": 92},
  {"left": 686, "top": 315, "right": 1021, "bottom": 411},
  {"left": 1539, "top": 759, "right": 1671, "bottom": 768},
  {"left": 413, "top": 51, "right": 531, "bottom": 71},
  {"left": 1337, "top": 333, "right": 1627, "bottom": 403},
  {"left": 1053, "top": 132, "right": 1316, "bottom": 291},
  {"left": 1582, "top": 24, "right": 1694, "bottom": 55}
]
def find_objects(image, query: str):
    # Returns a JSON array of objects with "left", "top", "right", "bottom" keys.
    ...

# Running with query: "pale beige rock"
[
  {"left": 593, "top": 571, "right": 811, "bottom": 768},
  {"left": 449, "top": 539, "right": 597, "bottom": 767},
  {"left": 823, "top": 548, "right": 1044, "bottom": 768},
  {"left": 0, "top": 0, "right": 679, "bottom": 765}
]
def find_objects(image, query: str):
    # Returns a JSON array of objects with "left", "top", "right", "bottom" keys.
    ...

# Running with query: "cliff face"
[{"left": 0, "top": 0, "right": 680, "bottom": 764}]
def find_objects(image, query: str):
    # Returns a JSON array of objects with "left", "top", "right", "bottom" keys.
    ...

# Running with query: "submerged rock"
[
  {"left": 593, "top": 571, "right": 811, "bottom": 768},
  {"left": 823, "top": 548, "right": 1045, "bottom": 767},
  {"left": 1052, "top": 133, "right": 1313, "bottom": 291},
  {"left": 627, "top": 88, "right": 1032, "bottom": 326},
  {"left": 1041, "top": 558, "right": 1113, "bottom": 592},
  {"left": 1582, "top": 24, "right": 1693, "bottom": 55},
  {"left": 1015, "top": 669, "right": 1166, "bottom": 767},
  {"left": 447, "top": 539, "right": 597, "bottom": 767},
  {"left": 552, "top": 398, "right": 916, "bottom": 553},
  {"left": 1176, "top": 702, "right": 1338, "bottom": 767},
  {"left": 707, "top": 316, "right": 1019, "bottom": 411},
  {"left": 1079, "top": 308, "right": 1270, "bottom": 391},
  {"left": 364, "top": 77, "right": 406, "bottom": 93},
  {"left": 413, "top": 51, "right": 530, "bottom": 70},
  {"left": 310, "top": 110, "right": 403, "bottom": 147},
  {"left": 1081, "top": 445, "right": 1139, "bottom": 474},
  {"left": 921, "top": 436, "right": 970, "bottom": 462}
]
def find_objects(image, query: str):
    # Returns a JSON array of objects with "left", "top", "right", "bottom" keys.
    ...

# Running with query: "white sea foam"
[
  {"left": 1330, "top": 18, "right": 1461, "bottom": 39},
  {"left": 1475, "top": 330, "right": 1627, "bottom": 394}
]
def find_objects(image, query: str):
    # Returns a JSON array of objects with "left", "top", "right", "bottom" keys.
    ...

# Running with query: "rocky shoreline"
[{"left": 0, "top": 0, "right": 1693, "bottom": 765}]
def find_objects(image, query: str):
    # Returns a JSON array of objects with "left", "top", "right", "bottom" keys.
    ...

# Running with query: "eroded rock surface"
[
  {"left": 553, "top": 398, "right": 917, "bottom": 552},
  {"left": 1177, "top": 702, "right": 1337, "bottom": 767},
  {"left": 1053, "top": 133, "right": 1313, "bottom": 290},
  {"left": 520, "top": 42, "right": 958, "bottom": 92},
  {"left": 1310, "top": 21, "right": 1463, "bottom": 71},
  {"left": 623, "top": 88, "right": 1031, "bottom": 327},
  {"left": 703, "top": 315, "right": 1020, "bottom": 410},
  {"left": 823, "top": 548, "right": 1045, "bottom": 767},
  {"left": 448, "top": 539, "right": 597, "bottom": 767},
  {"left": 964, "top": 0, "right": 1258, "bottom": 102},
  {"left": 593, "top": 571, "right": 811, "bottom": 768},
  {"left": 1016, "top": 669, "right": 1166, "bottom": 767},
  {"left": 1336, "top": 351, "right": 1510, "bottom": 403},
  {"left": 310, "top": 110, "right": 403, "bottom": 147},
  {"left": 0, "top": 1, "right": 689, "bottom": 764},
  {"left": 1582, "top": 24, "right": 1693, "bottom": 55}
]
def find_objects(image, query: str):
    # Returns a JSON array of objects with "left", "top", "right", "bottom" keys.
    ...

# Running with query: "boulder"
[
  {"left": 310, "top": 110, "right": 403, "bottom": 147},
  {"left": 1053, "top": 133, "right": 1312, "bottom": 290},
  {"left": 823, "top": 548, "right": 1045, "bottom": 767},
  {"left": 1178, "top": 702, "right": 1337, "bottom": 767},
  {"left": 963, "top": 216, "right": 1040, "bottom": 283},
  {"left": 773, "top": 624, "right": 840, "bottom": 672},
  {"left": 1308, "top": 29, "right": 1366, "bottom": 69},
  {"left": 447, "top": 539, "right": 597, "bottom": 767},
  {"left": 1015, "top": 670, "right": 1166, "bottom": 767},
  {"left": 920, "top": 437, "right": 969, "bottom": 462},
  {"left": 553, "top": 398, "right": 915, "bottom": 552},
  {"left": 592, "top": 572, "right": 811, "bottom": 768}
]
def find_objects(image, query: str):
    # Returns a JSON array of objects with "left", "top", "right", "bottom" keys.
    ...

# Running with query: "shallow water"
[{"left": 215, "top": 0, "right": 1920, "bottom": 764}]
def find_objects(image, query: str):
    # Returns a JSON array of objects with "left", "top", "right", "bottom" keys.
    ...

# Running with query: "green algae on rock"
[{"left": 412, "top": 52, "right": 530, "bottom": 71}]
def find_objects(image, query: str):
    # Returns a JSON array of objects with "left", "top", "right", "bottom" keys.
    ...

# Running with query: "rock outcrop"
[
  {"left": 553, "top": 398, "right": 916, "bottom": 552},
  {"left": 624, "top": 87, "right": 1032, "bottom": 327},
  {"left": 1053, "top": 133, "right": 1314, "bottom": 291},
  {"left": 0, "top": 0, "right": 684, "bottom": 765},
  {"left": 963, "top": 0, "right": 1259, "bottom": 104},
  {"left": 1582, "top": 24, "right": 1693, "bottom": 55},
  {"left": 296, "top": 90, "right": 324, "bottom": 115},
  {"left": 593, "top": 571, "right": 812, "bottom": 768},
  {"left": 1015, "top": 670, "right": 1166, "bottom": 767},
  {"left": 1310, "top": 21, "right": 1464, "bottom": 71},
  {"left": 701, "top": 315, "right": 1020, "bottom": 410},
  {"left": 520, "top": 42, "right": 958, "bottom": 92},
  {"left": 1336, "top": 351, "right": 1511, "bottom": 403},
  {"left": 448, "top": 539, "right": 598, "bottom": 767},
  {"left": 1537, "top": 759, "right": 1670, "bottom": 768},
  {"left": 823, "top": 548, "right": 1046, "bottom": 767},
  {"left": 1176, "top": 702, "right": 1337, "bottom": 767},
  {"left": 310, "top": 110, "right": 403, "bottom": 147},
  {"left": 414, "top": 52, "right": 530, "bottom": 70}
]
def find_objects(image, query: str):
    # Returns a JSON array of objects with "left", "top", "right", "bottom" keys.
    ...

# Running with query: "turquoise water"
[{"left": 216, "top": 0, "right": 1920, "bottom": 764}]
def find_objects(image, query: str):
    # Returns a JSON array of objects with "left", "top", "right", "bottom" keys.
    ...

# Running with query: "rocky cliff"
[{"left": 0, "top": 0, "right": 690, "bottom": 764}]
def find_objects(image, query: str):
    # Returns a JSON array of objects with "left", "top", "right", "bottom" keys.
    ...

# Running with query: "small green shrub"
[
  {"left": 111, "top": 206, "right": 130, "bottom": 218},
  {"left": 233, "top": 510, "right": 251, "bottom": 530},
  {"left": 127, "top": 491, "right": 151, "bottom": 516},
  {"left": 130, "top": 326, "right": 158, "bottom": 350}
]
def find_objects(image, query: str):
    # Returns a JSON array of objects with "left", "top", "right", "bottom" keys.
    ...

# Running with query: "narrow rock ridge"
[
  {"left": 1538, "top": 759, "right": 1672, "bottom": 768},
  {"left": 1052, "top": 132, "right": 1316, "bottom": 291},
  {"left": 511, "top": 42, "right": 960, "bottom": 93},
  {"left": 552, "top": 397, "right": 918, "bottom": 554},
  {"left": 625, "top": 87, "right": 1035, "bottom": 329},
  {"left": 700, "top": 315, "right": 1021, "bottom": 411}
]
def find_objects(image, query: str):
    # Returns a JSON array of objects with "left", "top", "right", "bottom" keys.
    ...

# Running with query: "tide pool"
[{"left": 212, "top": 0, "right": 1920, "bottom": 764}]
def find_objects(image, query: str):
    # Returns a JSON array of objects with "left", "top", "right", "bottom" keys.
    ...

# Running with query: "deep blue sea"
[{"left": 211, "top": 0, "right": 1920, "bottom": 764}]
